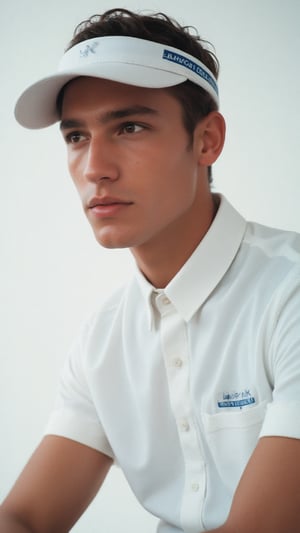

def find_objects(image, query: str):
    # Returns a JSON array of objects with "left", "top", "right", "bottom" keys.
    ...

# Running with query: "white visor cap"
[{"left": 15, "top": 35, "right": 219, "bottom": 129}]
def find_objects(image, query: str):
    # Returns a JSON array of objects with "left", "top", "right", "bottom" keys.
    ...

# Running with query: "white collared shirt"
[{"left": 46, "top": 195, "right": 300, "bottom": 532}]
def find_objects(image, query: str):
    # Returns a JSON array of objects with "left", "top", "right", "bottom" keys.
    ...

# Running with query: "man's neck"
[{"left": 131, "top": 193, "right": 219, "bottom": 288}]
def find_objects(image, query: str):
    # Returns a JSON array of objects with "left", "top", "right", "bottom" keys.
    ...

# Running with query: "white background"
[{"left": 1, "top": 1, "right": 300, "bottom": 531}]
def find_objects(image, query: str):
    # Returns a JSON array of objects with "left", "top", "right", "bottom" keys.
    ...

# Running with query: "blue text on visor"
[{"left": 162, "top": 49, "right": 218, "bottom": 95}]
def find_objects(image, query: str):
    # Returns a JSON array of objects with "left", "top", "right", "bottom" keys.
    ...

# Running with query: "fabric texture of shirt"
[{"left": 45, "top": 195, "right": 300, "bottom": 532}]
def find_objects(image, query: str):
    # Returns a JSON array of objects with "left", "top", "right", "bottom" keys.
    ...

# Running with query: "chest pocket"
[{"left": 202, "top": 401, "right": 267, "bottom": 493}]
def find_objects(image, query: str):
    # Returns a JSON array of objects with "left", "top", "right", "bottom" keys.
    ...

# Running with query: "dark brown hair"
[{"left": 65, "top": 8, "right": 219, "bottom": 182}]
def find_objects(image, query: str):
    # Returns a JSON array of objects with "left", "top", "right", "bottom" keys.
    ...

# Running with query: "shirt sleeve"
[
  {"left": 44, "top": 317, "right": 114, "bottom": 458},
  {"left": 260, "top": 266, "right": 300, "bottom": 439}
]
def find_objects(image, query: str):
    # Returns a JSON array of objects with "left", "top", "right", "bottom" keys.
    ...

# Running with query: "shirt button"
[
  {"left": 162, "top": 296, "right": 170, "bottom": 305},
  {"left": 180, "top": 419, "right": 190, "bottom": 432},
  {"left": 174, "top": 358, "right": 183, "bottom": 368},
  {"left": 191, "top": 482, "right": 200, "bottom": 492}
]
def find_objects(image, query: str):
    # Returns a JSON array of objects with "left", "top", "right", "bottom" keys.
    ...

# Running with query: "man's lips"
[{"left": 87, "top": 196, "right": 133, "bottom": 217}]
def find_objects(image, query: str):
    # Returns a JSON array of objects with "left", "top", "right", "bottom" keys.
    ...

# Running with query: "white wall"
[{"left": 1, "top": 1, "right": 300, "bottom": 531}]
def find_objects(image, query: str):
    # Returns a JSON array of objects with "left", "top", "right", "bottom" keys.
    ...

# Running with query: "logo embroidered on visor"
[
  {"left": 218, "top": 389, "right": 256, "bottom": 410},
  {"left": 80, "top": 42, "right": 99, "bottom": 58},
  {"left": 162, "top": 49, "right": 218, "bottom": 94}
]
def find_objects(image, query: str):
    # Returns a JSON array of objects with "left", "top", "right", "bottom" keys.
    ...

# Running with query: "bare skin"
[
  {"left": 2, "top": 78, "right": 300, "bottom": 532},
  {"left": 0, "top": 436, "right": 112, "bottom": 532},
  {"left": 60, "top": 77, "right": 225, "bottom": 287},
  {"left": 209, "top": 436, "right": 300, "bottom": 533}
]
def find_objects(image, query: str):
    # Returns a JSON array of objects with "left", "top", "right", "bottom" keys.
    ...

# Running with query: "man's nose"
[{"left": 83, "top": 137, "right": 119, "bottom": 183}]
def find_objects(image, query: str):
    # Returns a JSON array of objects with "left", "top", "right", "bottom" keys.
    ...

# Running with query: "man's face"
[{"left": 60, "top": 77, "right": 210, "bottom": 254}]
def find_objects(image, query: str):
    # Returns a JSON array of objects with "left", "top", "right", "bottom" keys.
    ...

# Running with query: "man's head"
[{"left": 15, "top": 9, "right": 225, "bottom": 258}]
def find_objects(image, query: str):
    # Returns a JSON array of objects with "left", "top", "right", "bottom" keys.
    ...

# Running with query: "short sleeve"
[
  {"left": 260, "top": 267, "right": 300, "bottom": 439},
  {"left": 44, "top": 318, "right": 114, "bottom": 458}
]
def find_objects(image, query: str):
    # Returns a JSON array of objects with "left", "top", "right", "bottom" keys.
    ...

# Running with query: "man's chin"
[{"left": 93, "top": 230, "right": 132, "bottom": 250}]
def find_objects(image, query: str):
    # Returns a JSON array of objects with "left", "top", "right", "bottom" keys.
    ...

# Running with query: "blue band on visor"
[{"left": 162, "top": 49, "right": 218, "bottom": 96}]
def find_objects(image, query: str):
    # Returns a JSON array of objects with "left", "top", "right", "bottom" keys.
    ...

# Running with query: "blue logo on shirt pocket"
[{"left": 218, "top": 389, "right": 256, "bottom": 409}]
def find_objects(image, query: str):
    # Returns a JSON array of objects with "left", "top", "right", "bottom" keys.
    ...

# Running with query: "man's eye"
[
  {"left": 65, "top": 132, "right": 86, "bottom": 144},
  {"left": 120, "top": 122, "right": 144, "bottom": 134}
]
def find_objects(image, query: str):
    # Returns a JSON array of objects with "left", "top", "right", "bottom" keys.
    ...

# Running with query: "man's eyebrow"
[
  {"left": 60, "top": 118, "right": 84, "bottom": 131},
  {"left": 60, "top": 105, "right": 158, "bottom": 131},
  {"left": 100, "top": 105, "right": 158, "bottom": 123}
]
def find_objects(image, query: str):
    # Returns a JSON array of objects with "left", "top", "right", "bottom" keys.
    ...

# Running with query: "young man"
[{"left": 2, "top": 8, "right": 300, "bottom": 533}]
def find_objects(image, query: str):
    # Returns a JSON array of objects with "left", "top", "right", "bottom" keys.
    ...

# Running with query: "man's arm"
[
  {"left": 208, "top": 435, "right": 300, "bottom": 533},
  {"left": 0, "top": 435, "right": 112, "bottom": 533}
]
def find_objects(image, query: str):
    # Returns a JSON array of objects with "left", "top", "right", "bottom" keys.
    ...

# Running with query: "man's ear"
[{"left": 194, "top": 111, "right": 226, "bottom": 166}]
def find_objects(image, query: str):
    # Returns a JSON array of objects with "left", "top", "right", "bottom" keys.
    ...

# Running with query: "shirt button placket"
[{"left": 158, "top": 293, "right": 205, "bottom": 532}]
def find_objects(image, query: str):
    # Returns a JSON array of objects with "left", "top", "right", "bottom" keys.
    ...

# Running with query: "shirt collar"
[
  {"left": 135, "top": 195, "right": 247, "bottom": 327},
  {"left": 134, "top": 264, "right": 157, "bottom": 329}
]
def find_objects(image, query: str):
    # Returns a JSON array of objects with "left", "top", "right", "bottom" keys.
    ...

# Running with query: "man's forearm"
[{"left": 0, "top": 509, "right": 34, "bottom": 532}]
